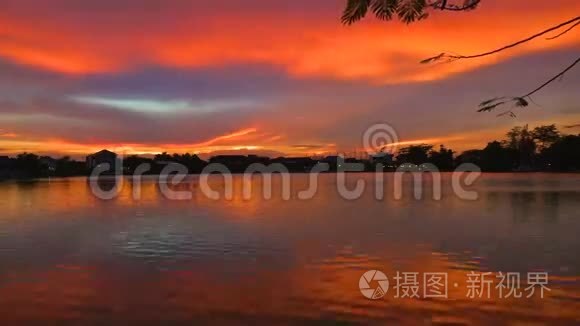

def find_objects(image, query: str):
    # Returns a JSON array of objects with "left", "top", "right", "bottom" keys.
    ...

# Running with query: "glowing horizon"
[{"left": 0, "top": 0, "right": 579, "bottom": 158}]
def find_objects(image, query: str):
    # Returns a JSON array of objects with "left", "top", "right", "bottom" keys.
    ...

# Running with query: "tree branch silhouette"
[
  {"left": 341, "top": 0, "right": 480, "bottom": 25},
  {"left": 429, "top": 0, "right": 480, "bottom": 11},
  {"left": 546, "top": 20, "right": 580, "bottom": 40},
  {"left": 421, "top": 16, "right": 580, "bottom": 63},
  {"left": 419, "top": 16, "right": 580, "bottom": 115},
  {"left": 478, "top": 56, "right": 580, "bottom": 116},
  {"left": 564, "top": 124, "right": 580, "bottom": 129},
  {"left": 339, "top": 2, "right": 579, "bottom": 116},
  {"left": 523, "top": 56, "right": 580, "bottom": 98}
]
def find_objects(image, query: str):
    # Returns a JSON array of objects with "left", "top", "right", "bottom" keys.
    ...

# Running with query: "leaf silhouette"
[
  {"left": 397, "top": 0, "right": 427, "bottom": 24},
  {"left": 342, "top": 0, "right": 370, "bottom": 25},
  {"left": 514, "top": 97, "right": 529, "bottom": 107},
  {"left": 371, "top": 0, "right": 399, "bottom": 21},
  {"left": 420, "top": 52, "right": 446, "bottom": 64},
  {"left": 479, "top": 97, "right": 507, "bottom": 107},
  {"left": 477, "top": 101, "right": 507, "bottom": 112}
]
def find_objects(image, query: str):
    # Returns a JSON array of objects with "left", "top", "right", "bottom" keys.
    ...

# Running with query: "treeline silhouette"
[
  {"left": 397, "top": 124, "right": 579, "bottom": 172},
  {"left": 1, "top": 124, "right": 578, "bottom": 179},
  {"left": 456, "top": 124, "right": 579, "bottom": 172},
  {"left": 0, "top": 155, "right": 86, "bottom": 179}
]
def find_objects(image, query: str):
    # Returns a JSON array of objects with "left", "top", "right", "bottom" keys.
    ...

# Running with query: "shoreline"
[{"left": 3, "top": 170, "right": 580, "bottom": 182}]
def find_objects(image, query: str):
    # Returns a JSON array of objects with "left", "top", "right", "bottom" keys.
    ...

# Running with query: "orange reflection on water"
[
  {"left": 0, "top": 175, "right": 579, "bottom": 323},
  {"left": 0, "top": 250, "right": 578, "bottom": 324}
]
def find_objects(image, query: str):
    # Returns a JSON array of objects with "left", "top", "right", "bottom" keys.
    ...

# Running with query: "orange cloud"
[
  {"left": 3, "top": 113, "right": 580, "bottom": 158},
  {"left": 0, "top": 1, "right": 577, "bottom": 82},
  {"left": 1, "top": 1, "right": 579, "bottom": 158},
  {"left": 0, "top": 129, "right": 19, "bottom": 138},
  {"left": 0, "top": 127, "right": 270, "bottom": 157},
  {"left": 194, "top": 128, "right": 258, "bottom": 147}
]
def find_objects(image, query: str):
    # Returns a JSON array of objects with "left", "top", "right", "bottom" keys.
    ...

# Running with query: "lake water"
[{"left": 0, "top": 173, "right": 579, "bottom": 324}]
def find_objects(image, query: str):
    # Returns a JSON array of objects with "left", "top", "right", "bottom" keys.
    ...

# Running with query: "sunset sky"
[{"left": 0, "top": 0, "right": 579, "bottom": 158}]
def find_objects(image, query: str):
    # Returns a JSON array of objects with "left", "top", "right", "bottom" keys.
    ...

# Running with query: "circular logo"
[
  {"left": 359, "top": 270, "right": 389, "bottom": 300},
  {"left": 362, "top": 123, "right": 399, "bottom": 155}
]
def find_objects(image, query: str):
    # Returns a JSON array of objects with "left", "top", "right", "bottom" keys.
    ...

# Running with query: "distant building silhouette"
[
  {"left": 370, "top": 152, "right": 394, "bottom": 166},
  {"left": 209, "top": 155, "right": 269, "bottom": 172},
  {"left": 39, "top": 156, "right": 57, "bottom": 173},
  {"left": 270, "top": 157, "right": 316, "bottom": 172},
  {"left": 209, "top": 155, "right": 248, "bottom": 165},
  {"left": 246, "top": 155, "right": 269, "bottom": 164},
  {"left": 86, "top": 150, "right": 118, "bottom": 173},
  {"left": 0, "top": 156, "right": 14, "bottom": 179},
  {"left": 320, "top": 155, "right": 341, "bottom": 171},
  {"left": 0, "top": 156, "right": 11, "bottom": 166}
]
